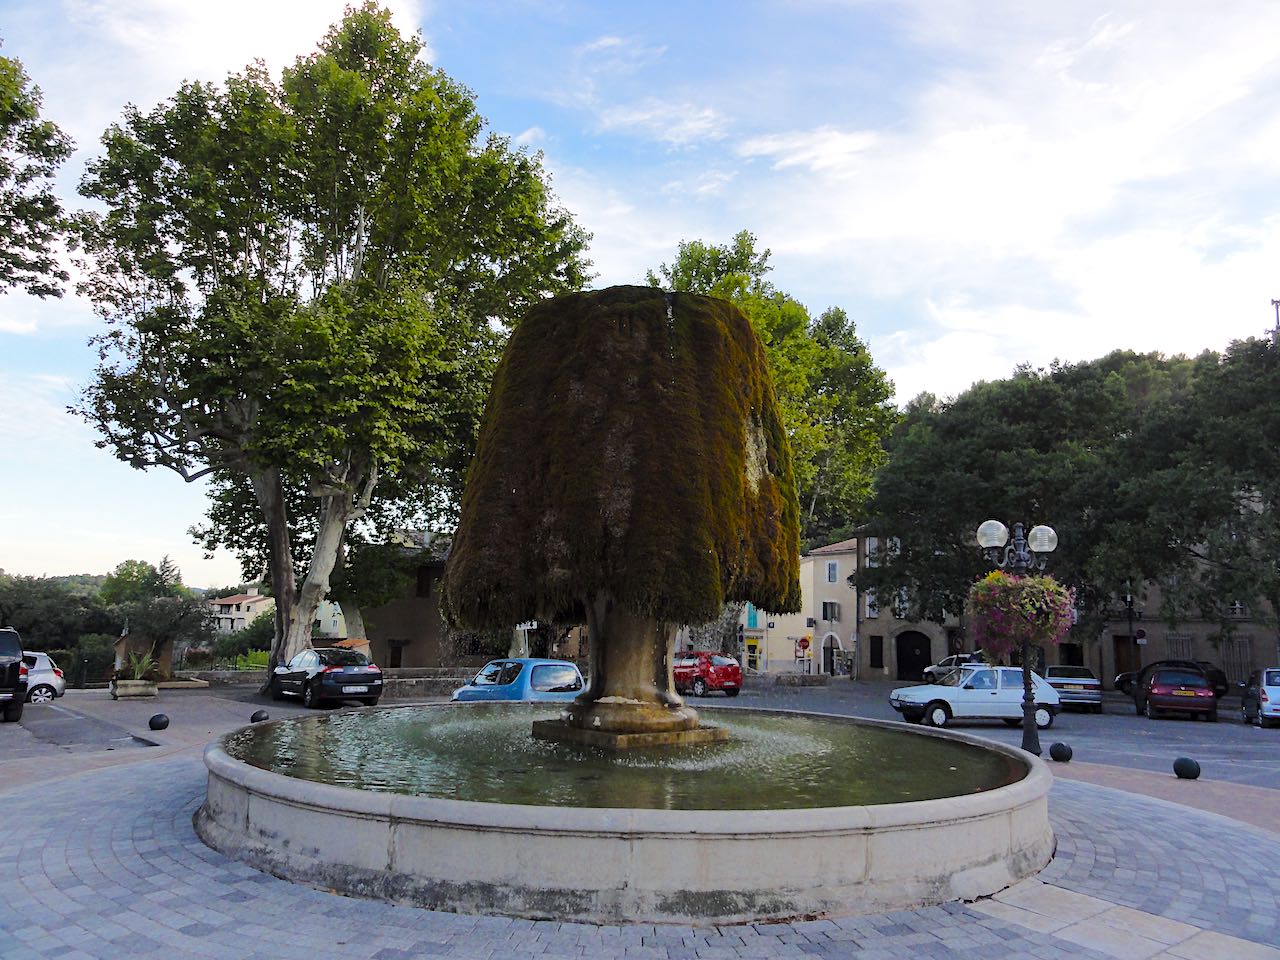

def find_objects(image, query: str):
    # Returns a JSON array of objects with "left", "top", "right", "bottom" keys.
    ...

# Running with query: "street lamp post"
[{"left": 975, "top": 519, "right": 1058, "bottom": 756}]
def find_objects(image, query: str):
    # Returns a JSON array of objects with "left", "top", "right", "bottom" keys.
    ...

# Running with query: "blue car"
[{"left": 451, "top": 658, "right": 585, "bottom": 702}]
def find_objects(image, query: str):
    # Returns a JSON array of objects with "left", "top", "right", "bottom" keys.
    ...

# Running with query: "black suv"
[{"left": 0, "top": 627, "right": 28, "bottom": 722}]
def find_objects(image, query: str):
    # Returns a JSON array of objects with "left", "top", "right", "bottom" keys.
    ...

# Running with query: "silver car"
[
  {"left": 1044, "top": 665, "right": 1102, "bottom": 713},
  {"left": 22, "top": 651, "right": 67, "bottom": 703}
]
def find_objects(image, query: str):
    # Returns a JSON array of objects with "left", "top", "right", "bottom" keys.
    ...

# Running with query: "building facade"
[{"left": 206, "top": 587, "right": 274, "bottom": 635}]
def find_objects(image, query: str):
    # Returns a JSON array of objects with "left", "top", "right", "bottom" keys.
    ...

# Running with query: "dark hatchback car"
[
  {"left": 270, "top": 647, "right": 383, "bottom": 708},
  {"left": 0, "top": 627, "right": 27, "bottom": 722},
  {"left": 1121, "top": 660, "right": 1216, "bottom": 711},
  {"left": 1143, "top": 667, "right": 1218, "bottom": 721}
]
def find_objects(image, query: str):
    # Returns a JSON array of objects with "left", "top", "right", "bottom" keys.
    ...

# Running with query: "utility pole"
[{"left": 1271, "top": 299, "right": 1280, "bottom": 344}]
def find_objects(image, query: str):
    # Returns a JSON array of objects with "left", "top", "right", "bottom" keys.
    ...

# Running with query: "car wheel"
[
  {"left": 1034, "top": 706, "right": 1053, "bottom": 730},
  {"left": 724, "top": 687, "right": 740, "bottom": 698},
  {"left": 925, "top": 702, "right": 950, "bottom": 728},
  {"left": 27, "top": 684, "right": 56, "bottom": 704},
  {"left": 269, "top": 678, "right": 284, "bottom": 701},
  {"left": 1145, "top": 701, "right": 1160, "bottom": 720},
  {"left": 2, "top": 701, "right": 23, "bottom": 722},
  {"left": 691, "top": 678, "right": 707, "bottom": 697},
  {"left": 1261, "top": 714, "right": 1276, "bottom": 729},
  {"left": 302, "top": 682, "right": 320, "bottom": 709}
]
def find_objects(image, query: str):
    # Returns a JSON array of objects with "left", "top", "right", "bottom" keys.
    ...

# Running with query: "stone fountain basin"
[{"left": 195, "top": 705, "right": 1053, "bottom": 924}]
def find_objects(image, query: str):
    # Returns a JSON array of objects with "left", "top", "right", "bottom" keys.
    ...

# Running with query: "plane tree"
[{"left": 73, "top": 4, "right": 590, "bottom": 674}]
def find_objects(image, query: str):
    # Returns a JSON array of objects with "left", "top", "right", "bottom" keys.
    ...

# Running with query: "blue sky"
[{"left": 3, "top": 0, "right": 1280, "bottom": 586}]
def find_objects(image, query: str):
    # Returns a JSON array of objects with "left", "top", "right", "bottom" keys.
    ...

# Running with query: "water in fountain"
[{"left": 223, "top": 704, "right": 1023, "bottom": 809}]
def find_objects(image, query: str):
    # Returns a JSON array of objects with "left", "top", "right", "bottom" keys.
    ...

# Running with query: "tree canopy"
[
  {"left": 647, "top": 230, "right": 895, "bottom": 545},
  {"left": 73, "top": 4, "right": 591, "bottom": 672},
  {"left": 0, "top": 42, "right": 71, "bottom": 297}
]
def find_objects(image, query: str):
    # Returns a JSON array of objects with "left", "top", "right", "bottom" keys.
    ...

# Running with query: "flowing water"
[{"left": 222, "top": 704, "right": 1024, "bottom": 810}]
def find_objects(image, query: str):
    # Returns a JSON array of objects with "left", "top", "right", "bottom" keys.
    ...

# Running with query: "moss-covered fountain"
[{"left": 196, "top": 287, "right": 1053, "bottom": 923}]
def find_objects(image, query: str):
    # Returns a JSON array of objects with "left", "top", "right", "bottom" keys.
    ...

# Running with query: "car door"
[
  {"left": 276, "top": 652, "right": 302, "bottom": 695},
  {"left": 997, "top": 668, "right": 1031, "bottom": 718},
  {"left": 952, "top": 668, "right": 998, "bottom": 717}
]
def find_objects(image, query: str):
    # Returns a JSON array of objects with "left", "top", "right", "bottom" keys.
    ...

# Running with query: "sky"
[{"left": 2, "top": 0, "right": 1280, "bottom": 586}]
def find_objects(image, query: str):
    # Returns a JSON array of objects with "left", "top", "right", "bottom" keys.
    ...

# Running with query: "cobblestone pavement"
[{"left": 2, "top": 754, "right": 1278, "bottom": 960}]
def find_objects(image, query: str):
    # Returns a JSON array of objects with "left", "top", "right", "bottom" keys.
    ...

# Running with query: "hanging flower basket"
[{"left": 966, "top": 570, "right": 1074, "bottom": 660}]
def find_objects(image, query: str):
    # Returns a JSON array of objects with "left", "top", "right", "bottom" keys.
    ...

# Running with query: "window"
[
  {"left": 869, "top": 635, "right": 884, "bottom": 669},
  {"left": 388, "top": 646, "right": 403, "bottom": 669},
  {"left": 498, "top": 662, "right": 524, "bottom": 685},
  {"left": 416, "top": 566, "right": 436, "bottom": 598},
  {"left": 473, "top": 661, "right": 506, "bottom": 685},
  {"left": 968, "top": 669, "right": 996, "bottom": 690},
  {"left": 865, "top": 537, "right": 879, "bottom": 567},
  {"left": 1165, "top": 632, "right": 1193, "bottom": 660},
  {"left": 710, "top": 655, "right": 738, "bottom": 667},
  {"left": 319, "top": 649, "right": 369, "bottom": 667},
  {"left": 826, "top": 561, "right": 838, "bottom": 583},
  {"left": 821, "top": 601, "right": 840, "bottom": 622},
  {"left": 865, "top": 589, "right": 878, "bottom": 618},
  {"left": 530, "top": 664, "right": 582, "bottom": 693},
  {"left": 746, "top": 601, "right": 759, "bottom": 629}
]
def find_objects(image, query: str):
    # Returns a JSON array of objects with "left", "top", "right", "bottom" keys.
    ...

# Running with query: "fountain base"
[{"left": 531, "top": 718, "right": 730, "bottom": 750}]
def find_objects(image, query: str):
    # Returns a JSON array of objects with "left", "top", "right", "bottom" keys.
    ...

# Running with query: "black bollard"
[
  {"left": 250, "top": 709, "right": 269, "bottom": 723},
  {"left": 1173, "top": 757, "right": 1200, "bottom": 780},
  {"left": 148, "top": 714, "right": 169, "bottom": 731},
  {"left": 1048, "top": 742, "right": 1072, "bottom": 763}
]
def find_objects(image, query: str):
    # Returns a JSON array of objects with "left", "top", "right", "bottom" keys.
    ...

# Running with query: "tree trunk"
[
  {"left": 249, "top": 467, "right": 297, "bottom": 686},
  {"left": 564, "top": 592, "right": 698, "bottom": 734},
  {"left": 339, "top": 600, "right": 366, "bottom": 644},
  {"left": 281, "top": 493, "right": 352, "bottom": 667}
]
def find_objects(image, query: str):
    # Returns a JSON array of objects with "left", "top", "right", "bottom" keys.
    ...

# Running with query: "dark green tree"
[
  {"left": 0, "top": 43, "right": 71, "bottom": 297},
  {"left": 74, "top": 5, "right": 590, "bottom": 677}
]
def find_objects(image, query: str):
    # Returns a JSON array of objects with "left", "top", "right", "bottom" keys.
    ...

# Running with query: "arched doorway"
[
  {"left": 895, "top": 631, "right": 932, "bottom": 681},
  {"left": 821, "top": 633, "right": 841, "bottom": 674}
]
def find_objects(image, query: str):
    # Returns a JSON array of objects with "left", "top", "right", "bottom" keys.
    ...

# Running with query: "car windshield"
[
  {"left": 1264, "top": 670, "right": 1280, "bottom": 686},
  {"left": 710, "top": 655, "right": 737, "bottom": 667},
  {"left": 319, "top": 649, "right": 369, "bottom": 666},
  {"left": 937, "top": 668, "right": 969, "bottom": 687},
  {"left": 530, "top": 664, "right": 581, "bottom": 692},
  {"left": 1048, "top": 667, "right": 1095, "bottom": 680},
  {"left": 0, "top": 630, "right": 20, "bottom": 658},
  {"left": 1152, "top": 669, "right": 1207, "bottom": 687}
]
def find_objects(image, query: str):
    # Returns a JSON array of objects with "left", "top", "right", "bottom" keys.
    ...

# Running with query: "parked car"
[
  {"left": 673, "top": 651, "right": 742, "bottom": 697},
  {"left": 451, "top": 658, "right": 585, "bottom": 702},
  {"left": 270, "top": 647, "right": 383, "bottom": 708},
  {"left": 21, "top": 652, "right": 66, "bottom": 703},
  {"left": 921, "top": 652, "right": 985, "bottom": 684},
  {"left": 1240, "top": 668, "right": 1280, "bottom": 728},
  {"left": 1043, "top": 665, "right": 1103, "bottom": 713},
  {"left": 0, "top": 627, "right": 27, "bottom": 722},
  {"left": 1143, "top": 667, "right": 1217, "bottom": 721},
  {"left": 1121, "top": 660, "right": 1209, "bottom": 711},
  {"left": 1194, "top": 661, "right": 1230, "bottom": 699},
  {"left": 889, "top": 664, "right": 1059, "bottom": 729}
]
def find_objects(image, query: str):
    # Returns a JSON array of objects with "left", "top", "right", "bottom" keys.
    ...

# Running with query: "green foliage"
[
  {"left": 118, "top": 593, "right": 215, "bottom": 666},
  {"left": 444, "top": 286, "right": 801, "bottom": 630},
  {"left": 75, "top": 633, "right": 117, "bottom": 681},
  {"left": 329, "top": 541, "right": 417, "bottom": 609},
  {"left": 212, "top": 611, "right": 275, "bottom": 660},
  {"left": 857, "top": 351, "right": 1199, "bottom": 639},
  {"left": 72, "top": 4, "right": 591, "bottom": 663},
  {"left": 0, "top": 42, "right": 71, "bottom": 297},
  {"left": 0, "top": 573, "right": 115, "bottom": 649},
  {"left": 647, "top": 231, "right": 895, "bottom": 542},
  {"left": 100, "top": 557, "right": 187, "bottom": 605},
  {"left": 966, "top": 571, "right": 1074, "bottom": 658}
]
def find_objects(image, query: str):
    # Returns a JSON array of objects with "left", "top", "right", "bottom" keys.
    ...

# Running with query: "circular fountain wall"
[{"left": 196, "top": 704, "right": 1053, "bottom": 923}]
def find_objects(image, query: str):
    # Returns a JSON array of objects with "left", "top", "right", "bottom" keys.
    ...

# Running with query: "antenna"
[{"left": 1271, "top": 299, "right": 1280, "bottom": 343}]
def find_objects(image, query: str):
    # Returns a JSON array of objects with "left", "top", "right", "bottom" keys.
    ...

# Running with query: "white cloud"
[
  {"left": 738, "top": 126, "right": 880, "bottom": 173},
  {"left": 597, "top": 100, "right": 728, "bottom": 145},
  {"left": 513, "top": 126, "right": 546, "bottom": 147}
]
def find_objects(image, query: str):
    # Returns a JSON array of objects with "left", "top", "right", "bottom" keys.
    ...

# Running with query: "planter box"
[{"left": 110, "top": 679, "right": 158, "bottom": 699}]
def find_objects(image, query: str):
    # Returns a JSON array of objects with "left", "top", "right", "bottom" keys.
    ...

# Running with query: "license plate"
[
  {"left": 722, "top": 681, "right": 737, "bottom": 686},
  {"left": 342, "top": 685, "right": 369, "bottom": 694},
  {"left": 1065, "top": 684, "right": 1085, "bottom": 690},
  {"left": 1172, "top": 690, "right": 1195, "bottom": 696}
]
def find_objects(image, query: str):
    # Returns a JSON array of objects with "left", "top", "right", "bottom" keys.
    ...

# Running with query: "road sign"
[{"left": 798, "top": 637, "right": 810, "bottom": 650}]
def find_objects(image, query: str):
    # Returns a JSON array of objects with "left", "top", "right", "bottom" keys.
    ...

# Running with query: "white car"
[
  {"left": 22, "top": 651, "right": 67, "bottom": 703},
  {"left": 1241, "top": 668, "right": 1280, "bottom": 728},
  {"left": 889, "top": 664, "right": 1060, "bottom": 730}
]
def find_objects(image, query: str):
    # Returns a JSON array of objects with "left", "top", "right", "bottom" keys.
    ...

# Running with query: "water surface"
[{"left": 223, "top": 704, "right": 1024, "bottom": 810}]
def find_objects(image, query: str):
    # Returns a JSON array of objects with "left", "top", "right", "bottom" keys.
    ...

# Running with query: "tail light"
[
  {"left": 322, "top": 665, "right": 344, "bottom": 673},
  {"left": 1262, "top": 688, "right": 1270, "bottom": 702},
  {"left": 1149, "top": 684, "right": 1169, "bottom": 695},
  {"left": 19, "top": 663, "right": 28, "bottom": 679},
  {"left": 54, "top": 668, "right": 64, "bottom": 679},
  {"left": 367, "top": 664, "right": 380, "bottom": 673},
  {"left": 1195, "top": 688, "right": 1213, "bottom": 697}
]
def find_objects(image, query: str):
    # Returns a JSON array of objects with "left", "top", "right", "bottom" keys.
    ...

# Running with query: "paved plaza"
[{"left": 2, "top": 685, "right": 1278, "bottom": 959}]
